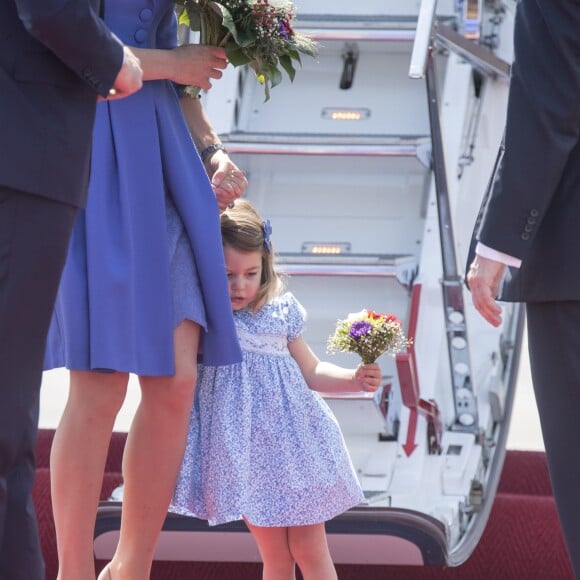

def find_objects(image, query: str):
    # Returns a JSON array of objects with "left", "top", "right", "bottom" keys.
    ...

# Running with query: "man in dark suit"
[
  {"left": 0, "top": 2, "right": 142, "bottom": 578},
  {"left": 467, "top": 0, "right": 580, "bottom": 576}
]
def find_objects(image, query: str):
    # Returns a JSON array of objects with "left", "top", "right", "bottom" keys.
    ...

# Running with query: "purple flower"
[
  {"left": 278, "top": 20, "right": 289, "bottom": 39},
  {"left": 349, "top": 321, "right": 372, "bottom": 339}
]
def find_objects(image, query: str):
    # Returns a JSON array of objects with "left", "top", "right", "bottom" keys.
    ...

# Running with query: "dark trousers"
[
  {"left": 0, "top": 186, "right": 77, "bottom": 580},
  {"left": 527, "top": 301, "right": 580, "bottom": 579}
]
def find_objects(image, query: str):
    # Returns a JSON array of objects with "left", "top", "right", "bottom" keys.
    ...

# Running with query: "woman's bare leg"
[
  {"left": 103, "top": 320, "right": 199, "bottom": 579},
  {"left": 51, "top": 371, "right": 129, "bottom": 580},
  {"left": 289, "top": 523, "right": 337, "bottom": 580},
  {"left": 245, "top": 520, "right": 296, "bottom": 580}
]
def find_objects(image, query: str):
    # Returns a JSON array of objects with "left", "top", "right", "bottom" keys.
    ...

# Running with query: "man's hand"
[
  {"left": 107, "top": 46, "right": 143, "bottom": 100},
  {"left": 466, "top": 254, "right": 506, "bottom": 327}
]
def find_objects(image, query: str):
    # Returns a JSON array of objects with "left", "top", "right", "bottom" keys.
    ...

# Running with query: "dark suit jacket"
[
  {"left": 473, "top": 0, "right": 580, "bottom": 303},
  {"left": 0, "top": 0, "right": 124, "bottom": 207}
]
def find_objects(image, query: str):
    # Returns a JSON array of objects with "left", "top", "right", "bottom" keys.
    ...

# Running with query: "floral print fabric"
[{"left": 171, "top": 292, "right": 363, "bottom": 526}]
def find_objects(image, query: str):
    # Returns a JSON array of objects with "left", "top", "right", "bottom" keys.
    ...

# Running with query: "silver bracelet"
[{"left": 199, "top": 143, "right": 227, "bottom": 163}]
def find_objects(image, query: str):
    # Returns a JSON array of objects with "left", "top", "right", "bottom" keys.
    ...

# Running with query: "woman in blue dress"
[
  {"left": 43, "top": 2, "right": 246, "bottom": 578},
  {"left": 171, "top": 200, "right": 383, "bottom": 580}
]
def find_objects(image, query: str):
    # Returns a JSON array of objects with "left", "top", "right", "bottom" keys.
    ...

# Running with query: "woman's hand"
[
  {"left": 176, "top": 88, "right": 247, "bottom": 209},
  {"left": 205, "top": 151, "right": 248, "bottom": 211},
  {"left": 170, "top": 44, "right": 228, "bottom": 89},
  {"left": 354, "top": 363, "right": 382, "bottom": 393}
]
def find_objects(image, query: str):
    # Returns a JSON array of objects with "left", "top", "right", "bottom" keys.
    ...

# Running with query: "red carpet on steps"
[{"left": 33, "top": 429, "right": 573, "bottom": 580}]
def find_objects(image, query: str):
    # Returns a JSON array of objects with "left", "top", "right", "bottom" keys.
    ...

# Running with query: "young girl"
[{"left": 171, "top": 199, "right": 382, "bottom": 580}]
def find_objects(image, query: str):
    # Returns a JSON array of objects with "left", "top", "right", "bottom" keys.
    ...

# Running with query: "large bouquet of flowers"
[
  {"left": 327, "top": 310, "right": 409, "bottom": 365},
  {"left": 176, "top": 0, "right": 318, "bottom": 100}
]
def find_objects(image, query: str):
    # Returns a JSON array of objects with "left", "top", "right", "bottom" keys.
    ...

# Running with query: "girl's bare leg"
[
  {"left": 289, "top": 523, "right": 337, "bottom": 580},
  {"left": 103, "top": 320, "right": 199, "bottom": 579},
  {"left": 51, "top": 370, "right": 129, "bottom": 580},
  {"left": 245, "top": 520, "right": 296, "bottom": 580}
]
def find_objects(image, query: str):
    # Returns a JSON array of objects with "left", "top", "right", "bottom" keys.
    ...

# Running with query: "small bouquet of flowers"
[
  {"left": 327, "top": 310, "right": 409, "bottom": 365},
  {"left": 175, "top": 0, "right": 319, "bottom": 100}
]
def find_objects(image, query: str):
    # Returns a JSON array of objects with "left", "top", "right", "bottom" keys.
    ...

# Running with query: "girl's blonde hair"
[{"left": 221, "top": 199, "right": 283, "bottom": 311}]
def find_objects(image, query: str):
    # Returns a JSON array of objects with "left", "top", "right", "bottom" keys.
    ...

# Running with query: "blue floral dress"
[{"left": 171, "top": 292, "right": 364, "bottom": 527}]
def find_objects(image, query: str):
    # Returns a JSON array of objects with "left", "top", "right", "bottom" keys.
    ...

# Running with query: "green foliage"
[{"left": 175, "top": 0, "right": 318, "bottom": 101}]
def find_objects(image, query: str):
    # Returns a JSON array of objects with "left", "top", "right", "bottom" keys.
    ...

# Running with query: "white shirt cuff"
[{"left": 475, "top": 242, "right": 522, "bottom": 268}]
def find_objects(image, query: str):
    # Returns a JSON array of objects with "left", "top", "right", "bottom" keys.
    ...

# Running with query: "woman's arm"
[
  {"left": 130, "top": 44, "right": 247, "bottom": 209},
  {"left": 131, "top": 44, "right": 226, "bottom": 87},
  {"left": 180, "top": 96, "right": 247, "bottom": 210},
  {"left": 289, "top": 337, "right": 382, "bottom": 393}
]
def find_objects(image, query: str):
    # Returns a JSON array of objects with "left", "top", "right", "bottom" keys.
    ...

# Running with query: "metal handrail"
[
  {"left": 409, "top": 0, "right": 480, "bottom": 434},
  {"left": 436, "top": 23, "right": 510, "bottom": 80},
  {"left": 408, "top": 0, "right": 437, "bottom": 79},
  {"left": 408, "top": 1, "right": 510, "bottom": 81}
]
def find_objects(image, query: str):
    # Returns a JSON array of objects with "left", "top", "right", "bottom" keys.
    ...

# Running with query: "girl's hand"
[
  {"left": 354, "top": 363, "right": 382, "bottom": 393},
  {"left": 171, "top": 44, "right": 228, "bottom": 89},
  {"left": 206, "top": 151, "right": 248, "bottom": 211}
]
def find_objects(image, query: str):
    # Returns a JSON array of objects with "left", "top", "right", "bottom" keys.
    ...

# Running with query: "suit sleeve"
[
  {"left": 14, "top": 0, "right": 124, "bottom": 97},
  {"left": 477, "top": 0, "right": 580, "bottom": 260}
]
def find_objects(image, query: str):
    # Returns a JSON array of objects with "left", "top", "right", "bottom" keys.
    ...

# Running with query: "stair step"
[
  {"left": 276, "top": 252, "right": 417, "bottom": 281},
  {"left": 223, "top": 135, "right": 430, "bottom": 159},
  {"left": 295, "top": 9, "right": 456, "bottom": 32}
]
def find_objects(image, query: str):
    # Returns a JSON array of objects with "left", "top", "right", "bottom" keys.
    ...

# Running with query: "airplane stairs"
[
  {"left": 32, "top": 2, "right": 573, "bottom": 579},
  {"left": 33, "top": 429, "right": 572, "bottom": 579}
]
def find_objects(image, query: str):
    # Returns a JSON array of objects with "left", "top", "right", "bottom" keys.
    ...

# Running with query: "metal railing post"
[{"left": 410, "top": 0, "right": 479, "bottom": 432}]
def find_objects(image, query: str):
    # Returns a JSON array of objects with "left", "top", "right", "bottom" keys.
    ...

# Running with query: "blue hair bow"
[{"left": 262, "top": 219, "right": 272, "bottom": 253}]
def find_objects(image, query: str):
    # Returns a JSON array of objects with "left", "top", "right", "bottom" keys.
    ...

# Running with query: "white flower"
[
  {"left": 251, "top": 0, "right": 292, "bottom": 9},
  {"left": 346, "top": 310, "right": 367, "bottom": 323}
]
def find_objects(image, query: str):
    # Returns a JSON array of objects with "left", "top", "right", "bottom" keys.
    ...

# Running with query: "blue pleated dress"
[{"left": 44, "top": 0, "right": 241, "bottom": 374}]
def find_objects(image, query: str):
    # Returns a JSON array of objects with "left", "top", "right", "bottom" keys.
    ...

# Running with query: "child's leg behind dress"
[
  {"left": 244, "top": 519, "right": 296, "bottom": 580},
  {"left": 288, "top": 522, "right": 338, "bottom": 580}
]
